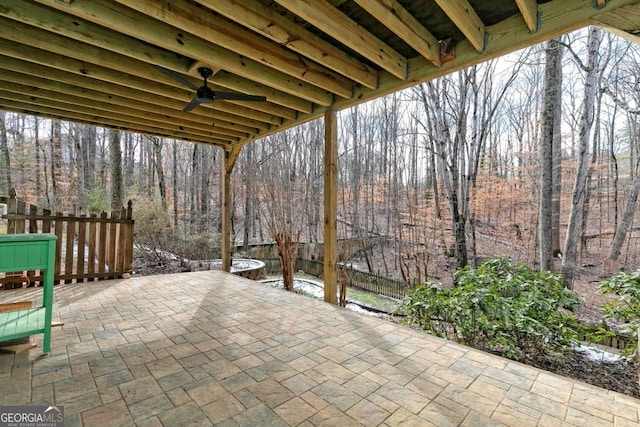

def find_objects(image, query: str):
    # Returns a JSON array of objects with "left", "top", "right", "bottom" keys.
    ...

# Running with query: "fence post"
[
  {"left": 124, "top": 200, "right": 134, "bottom": 273},
  {"left": 98, "top": 211, "right": 108, "bottom": 280},
  {"left": 88, "top": 214, "right": 97, "bottom": 281},
  {"left": 54, "top": 213, "right": 63, "bottom": 285},
  {"left": 77, "top": 213, "right": 87, "bottom": 283}
]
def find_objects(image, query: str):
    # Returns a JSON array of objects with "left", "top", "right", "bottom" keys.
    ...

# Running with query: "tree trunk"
[
  {"left": 275, "top": 232, "right": 300, "bottom": 292},
  {"left": 607, "top": 164, "right": 640, "bottom": 263},
  {"left": 563, "top": 27, "right": 602, "bottom": 289},
  {"left": 153, "top": 137, "right": 167, "bottom": 210},
  {"left": 35, "top": 117, "right": 41, "bottom": 198},
  {"left": 50, "top": 120, "right": 63, "bottom": 209},
  {"left": 0, "top": 112, "right": 12, "bottom": 195},
  {"left": 75, "top": 126, "right": 87, "bottom": 211},
  {"left": 551, "top": 41, "right": 564, "bottom": 258},
  {"left": 539, "top": 38, "right": 563, "bottom": 271},
  {"left": 243, "top": 143, "right": 254, "bottom": 251},
  {"left": 173, "top": 140, "right": 178, "bottom": 228},
  {"left": 109, "top": 129, "right": 123, "bottom": 210}
]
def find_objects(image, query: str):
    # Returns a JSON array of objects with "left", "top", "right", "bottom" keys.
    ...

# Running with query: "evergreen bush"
[
  {"left": 400, "top": 257, "right": 579, "bottom": 359},
  {"left": 598, "top": 271, "right": 640, "bottom": 358}
]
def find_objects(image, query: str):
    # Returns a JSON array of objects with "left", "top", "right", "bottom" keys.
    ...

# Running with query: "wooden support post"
[
  {"left": 323, "top": 110, "right": 338, "bottom": 305},
  {"left": 221, "top": 145, "right": 242, "bottom": 272}
]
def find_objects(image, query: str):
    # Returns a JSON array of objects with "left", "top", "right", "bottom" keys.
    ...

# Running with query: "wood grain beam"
[
  {"left": 0, "top": 85, "right": 239, "bottom": 143},
  {"left": 323, "top": 109, "right": 338, "bottom": 305},
  {"left": 1, "top": 0, "right": 295, "bottom": 121},
  {"left": 246, "top": 0, "right": 640, "bottom": 147},
  {"left": 515, "top": 0, "right": 539, "bottom": 32},
  {"left": 0, "top": 19, "right": 310, "bottom": 115},
  {"left": 0, "top": 47, "right": 273, "bottom": 131},
  {"left": 116, "top": 0, "right": 354, "bottom": 99},
  {"left": 434, "top": 0, "right": 486, "bottom": 51},
  {"left": 373, "top": 0, "right": 631, "bottom": 104},
  {"left": 274, "top": 0, "right": 408, "bottom": 79},
  {"left": 221, "top": 148, "right": 234, "bottom": 271},
  {"left": 593, "top": 2, "right": 640, "bottom": 32},
  {"left": 0, "top": 69, "right": 253, "bottom": 138},
  {"left": 354, "top": 0, "right": 441, "bottom": 66},
  {"left": 36, "top": 0, "right": 334, "bottom": 106},
  {"left": 0, "top": 99, "right": 231, "bottom": 146},
  {"left": 197, "top": 0, "right": 379, "bottom": 89},
  {"left": 1, "top": 0, "right": 193, "bottom": 75}
]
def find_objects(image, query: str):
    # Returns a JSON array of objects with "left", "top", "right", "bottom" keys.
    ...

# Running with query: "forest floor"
[{"left": 132, "top": 250, "right": 640, "bottom": 399}]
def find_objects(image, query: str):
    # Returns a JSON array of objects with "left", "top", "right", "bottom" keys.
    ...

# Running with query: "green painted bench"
[{"left": 0, "top": 234, "right": 57, "bottom": 353}]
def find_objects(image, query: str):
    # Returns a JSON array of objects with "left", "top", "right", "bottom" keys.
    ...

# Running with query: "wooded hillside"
[{"left": 2, "top": 28, "right": 640, "bottom": 288}]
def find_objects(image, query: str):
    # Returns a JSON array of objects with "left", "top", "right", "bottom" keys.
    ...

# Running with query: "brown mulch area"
[
  {"left": 526, "top": 352, "right": 640, "bottom": 398},
  {"left": 553, "top": 268, "right": 640, "bottom": 398}
]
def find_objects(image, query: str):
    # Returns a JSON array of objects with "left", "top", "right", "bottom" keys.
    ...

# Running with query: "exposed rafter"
[
  {"left": 114, "top": 0, "right": 354, "bottom": 99},
  {"left": 197, "top": 0, "right": 379, "bottom": 89},
  {"left": 354, "top": 0, "right": 441, "bottom": 67},
  {"left": 434, "top": 0, "right": 486, "bottom": 52},
  {"left": 273, "top": 0, "right": 408, "bottom": 79},
  {"left": 0, "top": 70, "right": 254, "bottom": 139},
  {"left": 0, "top": 0, "right": 637, "bottom": 148},
  {"left": 34, "top": 0, "right": 334, "bottom": 106},
  {"left": 515, "top": 0, "right": 539, "bottom": 32}
]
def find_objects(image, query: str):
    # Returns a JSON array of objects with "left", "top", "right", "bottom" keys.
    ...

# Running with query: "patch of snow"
[
  {"left": 260, "top": 278, "right": 388, "bottom": 318},
  {"left": 574, "top": 344, "right": 622, "bottom": 363},
  {"left": 134, "top": 243, "right": 183, "bottom": 261},
  {"left": 201, "top": 259, "right": 265, "bottom": 273}
]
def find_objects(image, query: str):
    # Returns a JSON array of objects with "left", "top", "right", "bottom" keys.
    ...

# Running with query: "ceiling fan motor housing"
[{"left": 197, "top": 86, "right": 215, "bottom": 103}]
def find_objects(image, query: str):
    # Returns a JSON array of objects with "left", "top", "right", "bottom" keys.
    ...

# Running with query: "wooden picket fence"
[
  {"left": 262, "top": 257, "right": 410, "bottom": 299},
  {"left": 0, "top": 192, "right": 134, "bottom": 289}
]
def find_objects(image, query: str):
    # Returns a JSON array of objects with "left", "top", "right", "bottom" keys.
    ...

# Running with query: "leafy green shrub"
[
  {"left": 400, "top": 257, "right": 579, "bottom": 359},
  {"left": 598, "top": 271, "right": 640, "bottom": 358}
]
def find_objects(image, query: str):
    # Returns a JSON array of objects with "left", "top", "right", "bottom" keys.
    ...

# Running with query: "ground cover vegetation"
[
  {"left": 3, "top": 27, "right": 640, "bottom": 396},
  {"left": 400, "top": 257, "right": 580, "bottom": 360}
]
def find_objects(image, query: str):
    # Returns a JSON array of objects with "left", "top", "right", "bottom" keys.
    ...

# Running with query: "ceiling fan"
[{"left": 157, "top": 66, "right": 267, "bottom": 112}]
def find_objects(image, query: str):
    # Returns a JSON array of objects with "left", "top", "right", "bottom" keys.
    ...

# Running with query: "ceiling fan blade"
[
  {"left": 155, "top": 65, "right": 199, "bottom": 91},
  {"left": 183, "top": 96, "right": 202, "bottom": 112},
  {"left": 213, "top": 91, "right": 267, "bottom": 102}
]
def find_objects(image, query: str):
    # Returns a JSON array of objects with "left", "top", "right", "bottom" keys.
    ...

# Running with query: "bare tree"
[
  {"left": 0, "top": 112, "right": 11, "bottom": 194},
  {"left": 539, "top": 38, "right": 564, "bottom": 271},
  {"left": 109, "top": 129, "right": 123, "bottom": 210},
  {"left": 563, "top": 27, "right": 603, "bottom": 288},
  {"left": 49, "top": 120, "right": 63, "bottom": 209}
]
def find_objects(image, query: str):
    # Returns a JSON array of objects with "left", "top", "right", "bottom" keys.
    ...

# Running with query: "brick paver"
[{"left": 1, "top": 270, "right": 639, "bottom": 425}]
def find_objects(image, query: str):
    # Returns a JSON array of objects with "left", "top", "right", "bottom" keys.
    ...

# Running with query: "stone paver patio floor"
[{"left": 1, "top": 270, "right": 639, "bottom": 426}]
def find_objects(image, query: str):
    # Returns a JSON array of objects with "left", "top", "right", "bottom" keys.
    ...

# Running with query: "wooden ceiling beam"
[
  {"left": 434, "top": 0, "right": 486, "bottom": 51},
  {"left": 196, "top": 0, "right": 379, "bottom": 89},
  {"left": 593, "top": 2, "right": 640, "bottom": 37},
  {"left": 0, "top": 98, "right": 232, "bottom": 147},
  {"left": 0, "top": 18, "right": 310, "bottom": 115},
  {"left": 115, "top": 0, "right": 354, "bottom": 99},
  {"left": 353, "top": 0, "right": 441, "bottom": 67},
  {"left": 35, "top": 0, "right": 334, "bottom": 106},
  {"left": 284, "top": 0, "right": 639, "bottom": 140},
  {"left": 0, "top": 83, "right": 241, "bottom": 142},
  {"left": 2, "top": 0, "right": 194, "bottom": 75},
  {"left": 0, "top": 70, "right": 254, "bottom": 138},
  {"left": 0, "top": 44, "right": 277, "bottom": 130},
  {"left": 515, "top": 0, "right": 539, "bottom": 32},
  {"left": 273, "top": 0, "right": 408, "bottom": 79}
]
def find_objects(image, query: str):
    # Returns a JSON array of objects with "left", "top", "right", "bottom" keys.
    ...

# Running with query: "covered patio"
[
  {"left": 3, "top": 1, "right": 640, "bottom": 425},
  {"left": 1, "top": 271, "right": 638, "bottom": 426},
  {"left": 4, "top": 0, "right": 640, "bottom": 301}
]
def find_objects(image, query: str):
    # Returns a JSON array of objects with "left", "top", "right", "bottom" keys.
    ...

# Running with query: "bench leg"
[{"left": 43, "top": 327, "right": 51, "bottom": 353}]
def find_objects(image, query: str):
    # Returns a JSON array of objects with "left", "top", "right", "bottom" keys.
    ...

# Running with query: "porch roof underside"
[{"left": 1, "top": 0, "right": 640, "bottom": 150}]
